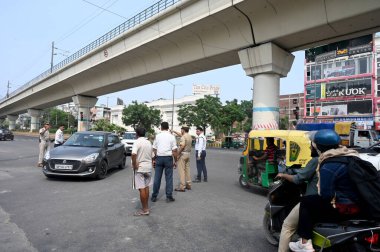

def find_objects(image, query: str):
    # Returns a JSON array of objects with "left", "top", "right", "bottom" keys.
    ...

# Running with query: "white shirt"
[
  {"left": 195, "top": 133, "right": 206, "bottom": 155},
  {"left": 55, "top": 129, "right": 64, "bottom": 144},
  {"left": 132, "top": 137, "right": 153, "bottom": 173},
  {"left": 153, "top": 131, "right": 177, "bottom": 156}
]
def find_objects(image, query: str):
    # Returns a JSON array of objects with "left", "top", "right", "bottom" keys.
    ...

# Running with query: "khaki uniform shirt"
[
  {"left": 39, "top": 128, "right": 50, "bottom": 142},
  {"left": 180, "top": 133, "right": 192, "bottom": 153}
]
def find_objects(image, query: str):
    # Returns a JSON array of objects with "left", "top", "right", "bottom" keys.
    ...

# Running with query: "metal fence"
[{"left": 1, "top": 0, "right": 181, "bottom": 103}]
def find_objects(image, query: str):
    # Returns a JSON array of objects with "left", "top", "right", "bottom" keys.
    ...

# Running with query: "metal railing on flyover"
[{"left": 1, "top": 0, "right": 181, "bottom": 103}]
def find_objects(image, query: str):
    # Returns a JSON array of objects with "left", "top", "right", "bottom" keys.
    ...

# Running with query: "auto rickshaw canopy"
[{"left": 246, "top": 130, "right": 312, "bottom": 168}]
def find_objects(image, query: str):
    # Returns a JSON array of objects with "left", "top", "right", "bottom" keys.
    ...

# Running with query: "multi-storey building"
[
  {"left": 279, "top": 93, "right": 304, "bottom": 128},
  {"left": 304, "top": 34, "right": 376, "bottom": 130}
]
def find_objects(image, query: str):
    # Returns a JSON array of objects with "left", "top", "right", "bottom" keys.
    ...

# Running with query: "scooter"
[{"left": 263, "top": 179, "right": 380, "bottom": 251}]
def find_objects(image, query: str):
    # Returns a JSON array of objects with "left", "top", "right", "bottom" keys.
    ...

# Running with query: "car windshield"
[
  {"left": 123, "top": 132, "right": 136, "bottom": 139},
  {"left": 64, "top": 133, "right": 104, "bottom": 147}
]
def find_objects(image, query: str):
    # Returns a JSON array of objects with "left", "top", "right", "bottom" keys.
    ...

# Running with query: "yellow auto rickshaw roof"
[{"left": 248, "top": 130, "right": 310, "bottom": 141}]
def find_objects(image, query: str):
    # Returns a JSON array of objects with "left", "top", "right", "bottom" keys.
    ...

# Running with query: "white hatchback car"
[{"left": 121, "top": 131, "right": 136, "bottom": 155}]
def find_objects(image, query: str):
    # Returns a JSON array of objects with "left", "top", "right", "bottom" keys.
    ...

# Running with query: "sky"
[{"left": 0, "top": 0, "right": 305, "bottom": 108}]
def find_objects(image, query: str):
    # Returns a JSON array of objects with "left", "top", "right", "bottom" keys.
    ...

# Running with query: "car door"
[
  {"left": 106, "top": 134, "right": 118, "bottom": 167},
  {"left": 112, "top": 135, "right": 125, "bottom": 161}
]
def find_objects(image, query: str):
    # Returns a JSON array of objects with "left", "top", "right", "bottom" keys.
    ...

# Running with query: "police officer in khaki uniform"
[
  {"left": 172, "top": 124, "right": 193, "bottom": 191},
  {"left": 38, "top": 122, "right": 51, "bottom": 167}
]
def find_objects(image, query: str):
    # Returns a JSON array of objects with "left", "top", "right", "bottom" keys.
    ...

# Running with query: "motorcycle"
[{"left": 263, "top": 178, "right": 380, "bottom": 251}]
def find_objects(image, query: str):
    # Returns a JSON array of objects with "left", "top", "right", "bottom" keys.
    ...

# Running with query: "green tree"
[
  {"left": 240, "top": 100, "right": 253, "bottom": 132},
  {"left": 92, "top": 119, "right": 125, "bottom": 133},
  {"left": 41, "top": 108, "right": 76, "bottom": 129},
  {"left": 279, "top": 116, "right": 289, "bottom": 130},
  {"left": 218, "top": 99, "right": 245, "bottom": 135},
  {"left": 177, "top": 95, "right": 222, "bottom": 135},
  {"left": 122, "top": 101, "right": 161, "bottom": 133}
]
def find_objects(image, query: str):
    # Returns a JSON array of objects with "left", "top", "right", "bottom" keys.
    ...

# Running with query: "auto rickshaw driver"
[{"left": 251, "top": 137, "right": 278, "bottom": 183}]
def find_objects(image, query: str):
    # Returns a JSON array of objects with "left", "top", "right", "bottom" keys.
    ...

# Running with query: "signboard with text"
[{"left": 192, "top": 84, "right": 220, "bottom": 95}]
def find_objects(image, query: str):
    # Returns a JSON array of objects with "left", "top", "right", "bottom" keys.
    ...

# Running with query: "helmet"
[{"left": 314, "top": 129, "right": 340, "bottom": 146}]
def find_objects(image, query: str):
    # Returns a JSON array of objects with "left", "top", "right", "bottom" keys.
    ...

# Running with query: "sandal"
[{"left": 133, "top": 209, "right": 150, "bottom": 216}]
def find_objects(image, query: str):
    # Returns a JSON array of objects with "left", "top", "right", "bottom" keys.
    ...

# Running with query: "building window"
[{"left": 292, "top": 99, "right": 298, "bottom": 104}]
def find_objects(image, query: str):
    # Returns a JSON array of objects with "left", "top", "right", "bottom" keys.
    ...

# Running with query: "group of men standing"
[{"left": 131, "top": 121, "right": 207, "bottom": 216}]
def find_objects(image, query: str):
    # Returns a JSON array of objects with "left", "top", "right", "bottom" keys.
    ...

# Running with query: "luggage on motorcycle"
[{"left": 321, "top": 156, "right": 380, "bottom": 220}]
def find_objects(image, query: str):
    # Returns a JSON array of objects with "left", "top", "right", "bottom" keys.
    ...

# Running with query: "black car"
[
  {"left": 43, "top": 131, "right": 126, "bottom": 179},
  {"left": 0, "top": 129, "right": 14, "bottom": 141}
]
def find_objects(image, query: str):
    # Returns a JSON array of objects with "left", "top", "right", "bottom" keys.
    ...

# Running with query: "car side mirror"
[{"left": 107, "top": 143, "right": 114, "bottom": 147}]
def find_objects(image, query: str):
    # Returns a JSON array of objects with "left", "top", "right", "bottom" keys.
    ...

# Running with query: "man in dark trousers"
[
  {"left": 151, "top": 122, "right": 178, "bottom": 203},
  {"left": 193, "top": 127, "right": 207, "bottom": 182}
]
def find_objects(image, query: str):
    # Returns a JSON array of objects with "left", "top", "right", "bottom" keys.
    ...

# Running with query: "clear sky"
[{"left": 0, "top": 0, "right": 305, "bottom": 107}]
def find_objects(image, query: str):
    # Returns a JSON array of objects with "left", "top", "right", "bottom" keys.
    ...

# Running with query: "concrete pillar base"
[
  {"left": 7, "top": 115, "right": 18, "bottom": 130},
  {"left": 27, "top": 109, "right": 41, "bottom": 132},
  {"left": 72, "top": 95, "right": 98, "bottom": 132},
  {"left": 238, "top": 42, "right": 294, "bottom": 130}
]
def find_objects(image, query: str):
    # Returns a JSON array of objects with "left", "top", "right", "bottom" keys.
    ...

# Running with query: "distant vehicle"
[
  {"left": 0, "top": 129, "right": 14, "bottom": 141},
  {"left": 222, "top": 136, "right": 241, "bottom": 149},
  {"left": 42, "top": 131, "right": 126, "bottom": 179},
  {"left": 356, "top": 142, "right": 380, "bottom": 171},
  {"left": 121, "top": 131, "right": 137, "bottom": 155},
  {"left": 296, "top": 122, "right": 378, "bottom": 148}
]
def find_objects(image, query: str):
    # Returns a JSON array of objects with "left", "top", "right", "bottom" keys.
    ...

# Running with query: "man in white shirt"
[
  {"left": 54, "top": 125, "right": 65, "bottom": 148},
  {"left": 151, "top": 122, "right": 178, "bottom": 203},
  {"left": 131, "top": 127, "right": 153, "bottom": 216},
  {"left": 194, "top": 127, "right": 207, "bottom": 182}
]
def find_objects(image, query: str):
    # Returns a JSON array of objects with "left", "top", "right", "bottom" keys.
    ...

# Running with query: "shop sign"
[
  {"left": 326, "top": 87, "right": 367, "bottom": 97},
  {"left": 315, "top": 51, "right": 336, "bottom": 63},
  {"left": 348, "top": 44, "right": 372, "bottom": 55},
  {"left": 336, "top": 48, "right": 348, "bottom": 56}
]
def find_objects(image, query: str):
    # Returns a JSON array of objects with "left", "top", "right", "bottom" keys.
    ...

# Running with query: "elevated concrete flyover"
[{"left": 1, "top": 0, "right": 380, "bottom": 130}]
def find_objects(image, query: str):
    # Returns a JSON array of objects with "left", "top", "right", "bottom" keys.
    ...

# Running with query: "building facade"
[
  {"left": 303, "top": 34, "right": 376, "bottom": 130},
  {"left": 279, "top": 93, "right": 304, "bottom": 128}
]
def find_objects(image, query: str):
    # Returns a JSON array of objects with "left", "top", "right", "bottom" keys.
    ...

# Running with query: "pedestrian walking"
[
  {"left": 172, "top": 124, "right": 192, "bottom": 191},
  {"left": 131, "top": 127, "right": 153, "bottom": 216},
  {"left": 193, "top": 127, "right": 207, "bottom": 182},
  {"left": 151, "top": 122, "right": 178, "bottom": 203},
  {"left": 54, "top": 125, "right": 65, "bottom": 148},
  {"left": 38, "top": 122, "right": 51, "bottom": 167}
]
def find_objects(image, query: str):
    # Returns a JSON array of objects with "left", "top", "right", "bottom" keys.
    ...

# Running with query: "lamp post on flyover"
[{"left": 167, "top": 80, "right": 176, "bottom": 131}]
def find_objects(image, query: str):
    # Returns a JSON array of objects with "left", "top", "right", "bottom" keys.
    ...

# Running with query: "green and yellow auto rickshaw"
[
  {"left": 238, "top": 130, "right": 312, "bottom": 190},
  {"left": 222, "top": 136, "right": 241, "bottom": 149}
]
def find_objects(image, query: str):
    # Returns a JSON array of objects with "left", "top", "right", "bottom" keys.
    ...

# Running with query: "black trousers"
[{"left": 297, "top": 195, "right": 342, "bottom": 239}]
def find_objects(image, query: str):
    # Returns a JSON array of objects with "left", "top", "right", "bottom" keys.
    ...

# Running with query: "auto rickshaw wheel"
[
  {"left": 239, "top": 175, "right": 250, "bottom": 189},
  {"left": 263, "top": 212, "right": 280, "bottom": 246}
]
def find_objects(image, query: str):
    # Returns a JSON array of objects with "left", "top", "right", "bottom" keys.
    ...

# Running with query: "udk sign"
[{"left": 326, "top": 87, "right": 367, "bottom": 97}]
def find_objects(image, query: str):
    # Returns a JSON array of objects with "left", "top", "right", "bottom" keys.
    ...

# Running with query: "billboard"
[{"left": 192, "top": 85, "right": 220, "bottom": 95}]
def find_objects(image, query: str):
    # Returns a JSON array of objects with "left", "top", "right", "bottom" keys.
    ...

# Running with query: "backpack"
[{"left": 321, "top": 156, "right": 380, "bottom": 220}]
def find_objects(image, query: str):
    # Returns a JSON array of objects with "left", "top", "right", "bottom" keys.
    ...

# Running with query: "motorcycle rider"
[
  {"left": 289, "top": 129, "right": 362, "bottom": 252},
  {"left": 275, "top": 133, "right": 319, "bottom": 252}
]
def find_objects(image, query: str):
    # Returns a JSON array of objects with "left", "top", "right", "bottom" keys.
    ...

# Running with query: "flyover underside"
[{"left": 1, "top": 0, "right": 380, "bottom": 117}]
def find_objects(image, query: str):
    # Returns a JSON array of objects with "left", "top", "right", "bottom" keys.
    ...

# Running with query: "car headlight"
[
  {"left": 44, "top": 151, "right": 50, "bottom": 161},
  {"left": 83, "top": 153, "right": 99, "bottom": 163}
]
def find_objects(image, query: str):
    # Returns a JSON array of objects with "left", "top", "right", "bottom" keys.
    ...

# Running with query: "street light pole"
[
  {"left": 313, "top": 63, "right": 317, "bottom": 122},
  {"left": 171, "top": 84, "right": 175, "bottom": 131}
]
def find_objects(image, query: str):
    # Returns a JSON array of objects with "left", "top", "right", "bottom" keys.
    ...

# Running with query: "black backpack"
[{"left": 321, "top": 156, "right": 380, "bottom": 220}]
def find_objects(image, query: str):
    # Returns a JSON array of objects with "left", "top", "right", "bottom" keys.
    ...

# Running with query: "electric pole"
[
  {"left": 50, "top": 41, "right": 57, "bottom": 73},
  {"left": 6, "top": 81, "right": 10, "bottom": 98}
]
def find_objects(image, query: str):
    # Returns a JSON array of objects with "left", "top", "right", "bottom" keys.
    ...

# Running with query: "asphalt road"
[{"left": 0, "top": 134, "right": 277, "bottom": 252}]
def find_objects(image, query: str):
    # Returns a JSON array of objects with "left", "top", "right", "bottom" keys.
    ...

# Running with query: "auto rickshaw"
[
  {"left": 222, "top": 136, "right": 240, "bottom": 149},
  {"left": 238, "top": 130, "right": 312, "bottom": 190}
]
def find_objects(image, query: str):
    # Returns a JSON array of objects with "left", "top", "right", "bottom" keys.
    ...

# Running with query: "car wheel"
[
  {"left": 96, "top": 160, "right": 108, "bottom": 179},
  {"left": 118, "top": 155, "right": 126, "bottom": 169}
]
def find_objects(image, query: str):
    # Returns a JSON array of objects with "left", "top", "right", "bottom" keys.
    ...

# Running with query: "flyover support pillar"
[
  {"left": 72, "top": 95, "right": 98, "bottom": 132},
  {"left": 238, "top": 42, "right": 294, "bottom": 130},
  {"left": 7, "top": 115, "right": 18, "bottom": 130},
  {"left": 27, "top": 109, "right": 41, "bottom": 132}
]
